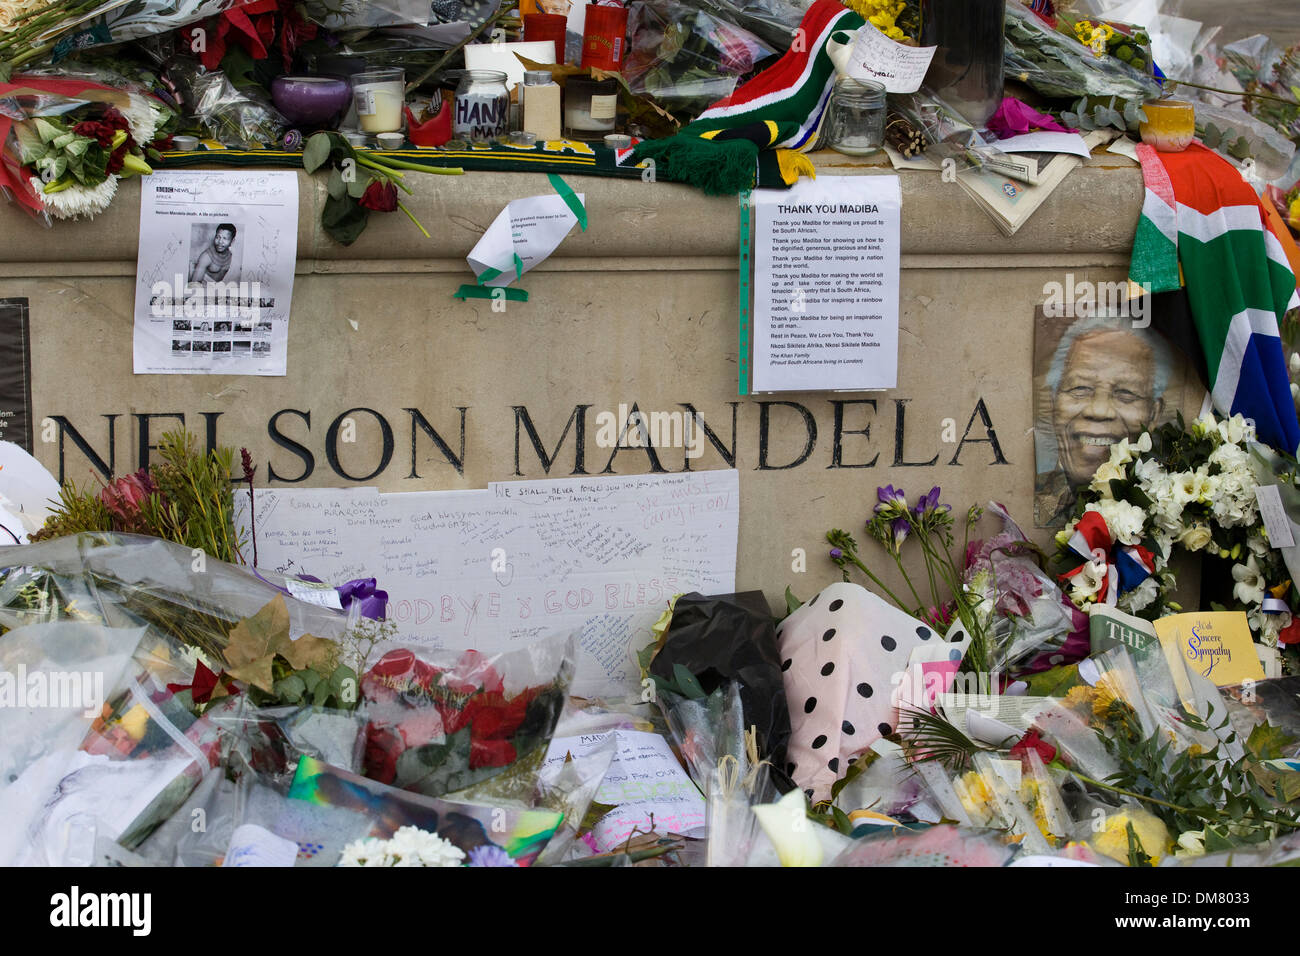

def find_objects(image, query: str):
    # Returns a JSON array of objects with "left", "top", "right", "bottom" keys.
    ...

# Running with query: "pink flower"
[{"left": 100, "top": 468, "right": 160, "bottom": 530}]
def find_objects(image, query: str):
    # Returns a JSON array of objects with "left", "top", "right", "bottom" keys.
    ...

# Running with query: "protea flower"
[{"left": 100, "top": 468, "right": 160, "bottom": 531}]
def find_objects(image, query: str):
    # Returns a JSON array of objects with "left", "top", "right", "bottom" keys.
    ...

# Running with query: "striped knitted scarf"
[
  {"left": 1129, "top": 141, "right": 1300, "bottom": 454},
  {"left": 630, "top": 0, "right": 864, "bottom": 195}
]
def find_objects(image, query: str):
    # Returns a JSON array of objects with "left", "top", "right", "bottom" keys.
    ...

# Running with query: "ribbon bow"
[
  {"left": 334, "top": 578, "right": 389, "bottom": 620},
  {"left": 293, "top": 574, "right": 388, "bottom": 620},
  {"left": 1060, "top": 511, "right": 1154, "bottom": 605}
]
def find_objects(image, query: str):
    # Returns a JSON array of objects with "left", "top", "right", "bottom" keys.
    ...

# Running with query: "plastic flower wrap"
[
  {"left": 1003, "top": 1, "right": 1159, "bottom": 101},
  {"left": 963, "top": 501, "right": 1082, "bottom": 676},
  {"left": 624, "top": 0, "right": 777, "bottom": 119},
  {"left": 360, "top": 633, "right": 574, "bottom": 800},
  {"left": 0, "top": 73, "right": 171, "bottom": 221}
]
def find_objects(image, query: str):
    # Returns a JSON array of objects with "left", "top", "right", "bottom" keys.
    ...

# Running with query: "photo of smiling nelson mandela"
[{"left": 1033, "top": 312, "right": 1191, "bottom": 528}]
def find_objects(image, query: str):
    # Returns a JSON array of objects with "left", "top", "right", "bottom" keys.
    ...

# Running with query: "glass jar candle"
[
  {"left": 351, "top": 68, "right": 405, "bottom": 134},
  {"left": 824, "top": 77, "right": 886, "bottom": 155},
  {"left": 564, "top": 76, "right": 618, "bottom": 141},
  {"left": 1139, "top": 98, "right": 1195, "bottom": 152},
  {"left": 454, "top": 70, "right": 510, "bottom": 143}
]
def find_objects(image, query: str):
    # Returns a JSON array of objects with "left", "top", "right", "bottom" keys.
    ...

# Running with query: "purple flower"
[
  {"left": 913, "top": 486, "right": 950, "bottom": 517},
  {"left": 890, "top": 517, "right": 910, "bottom": 552},
  {"left": 467, "top": 845, "right": 517, "bottom": 867},
  {"left": 875, "top": 485, "right": 908, "bottom": 518},
  {"left": 829, "top": 547, "right": 844, "bottom": 559},
  {"left": 877, "top": 485, "right": 906, "bottom": 508}
]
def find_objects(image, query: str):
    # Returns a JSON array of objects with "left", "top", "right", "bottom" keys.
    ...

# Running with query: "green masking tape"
[
  {"left": 738, "top": 190, "right": 752, "bottom": 397},
  {"left": 453, "top": 285, "right": 530, "bottom": 302},
  {"left": 547, "top": 173, "right": 588, "bottom": 231}
]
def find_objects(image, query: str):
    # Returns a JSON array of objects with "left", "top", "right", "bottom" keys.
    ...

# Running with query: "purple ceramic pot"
[{"left": 271, "top": 75, "right": 352, "bottom": 126}]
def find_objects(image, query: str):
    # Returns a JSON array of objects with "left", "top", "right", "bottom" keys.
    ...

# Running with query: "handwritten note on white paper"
[
  {"left": 237, "top": 470, "right": 739, "bottom": 695},
  {"left": 1255, "top": 484, "right": 1297, "bottom": 549},
  {"left": 223, "top": 824, "right": 300, "bottom": 867},
  {"left": 542, "top": 729, "right": 707, "bottom": 851},
  {"left": 843, "top": 23, "right": 936, "bottom": 94}
]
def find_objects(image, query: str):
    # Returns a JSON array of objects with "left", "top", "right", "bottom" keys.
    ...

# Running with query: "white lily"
[{"left": 752, "top": 788, "right": 823, "bottom": 867}]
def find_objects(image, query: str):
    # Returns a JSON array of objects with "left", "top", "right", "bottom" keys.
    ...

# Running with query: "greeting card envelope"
[
  {"left": 1154, "top": 612, "right": 1265, "bottom": 707},
  {"left": 288, "top": 755, "right": 562, "bottom": 866}
]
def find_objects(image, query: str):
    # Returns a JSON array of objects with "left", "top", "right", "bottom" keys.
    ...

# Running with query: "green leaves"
[
  {"left": 671, "top": 663, "right": 706, "bottom": 700},
  {"left": 1125, "top": 821, "right": 1153, "bottom": 867},
  {"left": 321, "top": 192, "right": 369, "bottom": 246},
  {"left": 302, "top": 132, "right": 333, "bottom": 174},
  {"left": 897, "top": 706, "right": 983, "bottom": 773}
]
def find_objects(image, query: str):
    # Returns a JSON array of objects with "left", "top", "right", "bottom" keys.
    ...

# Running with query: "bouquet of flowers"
[
  {"left": 1, "top": 73, "right": 173, "bottom": 220},
  {"left": 899, "top": 642, "right": 1300, "bottom": 864},
  {"left": 0, "top": 1, "right": 271, "bottom": 76},
  {"left": 1053, "top": 412, "right": 1292, "bottom": 656},
  {"left": 827, "top": 485, "right": 1081, "bottom": 675},
  {"left": 361, "top": 635, "right": 573, "bottom": 800},
  {"left": 32, "top": 429, "right": 246, "bottom": 564}
]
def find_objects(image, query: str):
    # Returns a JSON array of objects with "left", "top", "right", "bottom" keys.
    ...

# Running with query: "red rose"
[
  {"left": 394, "top": 707, "right": 445, "bottom": 751},
  {"left": 1009, "top": 728, "right": 1058, "bottom": 767},
  {"left": 358, "top": 179, "right": 399, "bottom": 213},
  {"left": 443, "top": 649, "right": 504, "bottom": 695}
]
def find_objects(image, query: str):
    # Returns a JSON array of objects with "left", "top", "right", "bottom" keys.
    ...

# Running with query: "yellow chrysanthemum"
[
  {"left": 1062, "top": 684, "right": 1098, "bottom": 715},
  {"left": 841, "top": 0, "right": 911, "bottom": 42},
  {"left": 1092, "top": 674, "right": 1125, "bottom": 719}
]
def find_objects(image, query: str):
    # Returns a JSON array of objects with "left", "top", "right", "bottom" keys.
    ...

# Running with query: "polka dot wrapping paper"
[{"left": 777, "top": 582, "right": 947, "bottom": 803}]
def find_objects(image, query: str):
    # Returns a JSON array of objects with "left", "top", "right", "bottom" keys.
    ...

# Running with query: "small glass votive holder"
[{"left": 824, "top": 77, "right": 886, "bottom": 156}]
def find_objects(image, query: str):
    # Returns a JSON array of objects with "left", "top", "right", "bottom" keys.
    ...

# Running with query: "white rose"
[
  {"left": 1089, "top": 460, "right": 1128, "bottom": 495},
  {"left": 1176, "top": 524, "right": 1213, "bottom": 552}
]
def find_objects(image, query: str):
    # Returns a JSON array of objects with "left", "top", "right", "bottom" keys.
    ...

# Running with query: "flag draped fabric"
[{"left": 1129, "top": 141, "right": 1300, "bottom": 455}]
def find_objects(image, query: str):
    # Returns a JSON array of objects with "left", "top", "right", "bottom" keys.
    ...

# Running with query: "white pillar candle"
[{"left": 353, "top": 79, "right": 405, "bottom": 134}]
